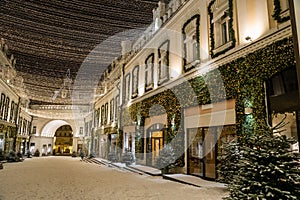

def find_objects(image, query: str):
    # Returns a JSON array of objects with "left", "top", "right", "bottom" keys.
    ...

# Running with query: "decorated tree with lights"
[
  {"left": 224, "top": 124, "right": 300, "bottom": 200},
  {"left": 217, "top": 141, "right": 240, "bottom": 184}
]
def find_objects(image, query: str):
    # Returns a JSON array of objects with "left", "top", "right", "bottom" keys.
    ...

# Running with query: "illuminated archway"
[
  {"left": 53, "top": 125, "right": 73, "bottom": 155},
  {"left": 41, "top": 120, "right": 69, "bottom": 137}
]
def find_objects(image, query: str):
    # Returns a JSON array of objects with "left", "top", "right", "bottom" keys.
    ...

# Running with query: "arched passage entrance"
[{"left": 53, "top": 125, "right": 73, "bottom": 156}]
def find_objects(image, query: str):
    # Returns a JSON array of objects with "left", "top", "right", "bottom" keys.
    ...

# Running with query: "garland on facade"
[
  {"left": 272, "top": 0, "right": 290, "bottom": 23},
  {"left": 208, "top": 0, "right": 236, "bottom": 58},
  {"left": 128, "top": 36, "right": 295, "bottom": 166}
]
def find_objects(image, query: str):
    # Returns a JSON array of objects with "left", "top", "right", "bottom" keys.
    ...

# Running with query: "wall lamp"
[
  {"left": 245, "top": 36, "right": 252, "bottom": 42},
  {"left": 244, "top": 107, "right": 253, "bottom": 115}
]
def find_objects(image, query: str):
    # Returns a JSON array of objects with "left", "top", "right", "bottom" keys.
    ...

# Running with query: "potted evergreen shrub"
[
  {"left": 155, "top": 144, "right": 176, "bottom": 174},
  {"left": 34, "top": 149, "right": 40, "bottom": 157},
  {"left": 121, "top": 148, "right": 135, "bottom": 165}
]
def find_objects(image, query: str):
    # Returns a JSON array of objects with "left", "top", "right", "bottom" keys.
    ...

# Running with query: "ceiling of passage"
[{"left": 0, "top": 0, "right": 158, "bottom": 105}]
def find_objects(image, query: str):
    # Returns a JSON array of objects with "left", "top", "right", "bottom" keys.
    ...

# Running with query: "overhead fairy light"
[
  {"left": 52, "top": 69, "right": 72, "bottom": 101},
  {"left": 0, "top": 0, "right": 158, "bottom": 105}
]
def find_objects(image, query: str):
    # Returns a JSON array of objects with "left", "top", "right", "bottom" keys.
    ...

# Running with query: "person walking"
[{"left": 80, "top": 151, "right": 85, "bottom": 161}]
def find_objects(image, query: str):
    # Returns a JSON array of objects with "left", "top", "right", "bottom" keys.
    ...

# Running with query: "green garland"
[
  {"left": 272, "top": 0, "right": 290, "bottom": 23},
  {"left": 208, "top": 0, "right": 236, "bottom": 58},
  {"left": 127, "top": 36, "right": 295, "bottom": 167}
]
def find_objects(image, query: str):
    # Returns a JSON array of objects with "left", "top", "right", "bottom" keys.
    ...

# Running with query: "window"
[
  {"left": 0, "top": 93, "right": 5, "bottom": 119},
  {"left": 219, "top": 11, "right": 230, "bottom": 46},
  {"left": 32, "top": 126, "right": 36, "bottom": 135},
  {"left": 105, "top": 103, "right": 109, "bottom": 124},
  {"left": 14, "top": 103, "right": 18, "bottom": 123},
  {"left": 182, "top": 15, "right": 200, "bottom": 72},
  {"left": 94, "top": 109, "right": 100, "bottom": 128},
  {"left": 4, "top": 97, "right": 10, "bottom": 120},
  {"left": 158, "top": 40, "right": 170, "bottom": 85},
  {"left": 101, "top": 105, "right": 105, "bottom": 126},
  {"left": 145, "top": 54, "right": 154, "bottom": 91},
  {"left": 268, "top": 67, "right": 299, "bottom": 96},
  {"left": 209, "top": 0, "right": 235, "bottom": 58},
  {"left": 110, "top": 98, "right": 114, "bottom": 122},
  {"left": 10, "top": 101, "right": 15, "bottom": 123},
  {"left": 115, "top": 95, "right": 120, "bottom": 121},
  {"left": 124, "top": 73, "right": 131, "bottom": 103},
  {"left": 132, "top": 66, "right": 139, "bottom": 98}
]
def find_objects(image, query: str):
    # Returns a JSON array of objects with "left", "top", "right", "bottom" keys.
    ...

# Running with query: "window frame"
[
  {"left": 131, "top": 65, "right": 139, "bottom": 99},
  {"left": 110, "top": 98, "right": 114, "bottom": 123},
  {"left": 158, "top": 40, "right": 170, "bottom": 85},
  {"left": 124, "top": 73, "right": 131, "bottom": 103},
  {"left": 145, "top": 53, "right": 155, "bottom": 91},
  {"left": 182, "top": 14, "right": 200, "bottom": 72},
  {"left": 208, "top": 0, "right": 236, "bottom": 58}
]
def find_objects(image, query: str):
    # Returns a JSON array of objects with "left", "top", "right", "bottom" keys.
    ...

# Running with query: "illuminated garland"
[
  {"left": 182, "top": 14, "right": 200, "bottom": 72},
  {"left": 272, "top": 0, "right": 290, "bottom": 23}
]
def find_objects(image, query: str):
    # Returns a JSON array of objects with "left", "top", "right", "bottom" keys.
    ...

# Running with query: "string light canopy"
[{"left": 0, "top": 0, "right": 159, "bottom": 105}]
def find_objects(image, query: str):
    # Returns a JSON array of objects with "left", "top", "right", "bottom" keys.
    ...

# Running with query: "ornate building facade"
[
  {"left": 0, "top": 0, "right": 299, "bottom": 181},
  {"left": 91, "top": 0, "right": 299, "bottom": 180}
]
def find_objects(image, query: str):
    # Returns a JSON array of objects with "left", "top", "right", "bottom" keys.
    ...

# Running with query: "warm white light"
[{"left": 244, "top": 107, "right": 253, "bottom": 115}]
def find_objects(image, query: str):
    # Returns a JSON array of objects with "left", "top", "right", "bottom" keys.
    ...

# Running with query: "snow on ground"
[{"left": 0, "top": 157, "right": 227, "bottom": 200}]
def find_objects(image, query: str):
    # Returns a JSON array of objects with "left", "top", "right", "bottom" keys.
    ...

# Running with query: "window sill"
[
  {"left": 213, "top": 41, "right": 233, "bottom": 55},
  {"left": 131, "top": 92, "right": 138, "bottom": 99},
  {"left": 185, "top": 59, "right": 200, "bottom": 71},
  {"left": 158, "top": 77, "right": 169, "bottom": 86},
  {"left": 145, "top": 84, "right": 154, "bottom": 92}
]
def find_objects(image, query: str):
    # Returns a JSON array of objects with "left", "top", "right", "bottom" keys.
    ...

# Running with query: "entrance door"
[
  {"left": 146, "top": 130, "right": 164, "bottom": 166},
  {"left": 188, "top": 128, "right": 205, "bottom": 176},
  {"left": 152, "top": 137, "right": 163, "bottom": 165},
  {"left": 188, "top": 127, "right": 217, "bottom": 179}
]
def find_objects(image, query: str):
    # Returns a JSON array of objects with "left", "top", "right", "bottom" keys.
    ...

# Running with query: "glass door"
[
  {"left": 188, "top": 128, "right": 204, "bottom": 176},
  {"left": 188, "top": 127, "right": 218, "bottom": 179},
  {"left": 151, "top": 131, "right": 163, "bottom": 166}
]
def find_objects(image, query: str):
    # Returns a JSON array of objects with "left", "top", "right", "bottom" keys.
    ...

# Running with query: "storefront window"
[{"left": 188, "top": 125, "right": 236, "bottom": 179}]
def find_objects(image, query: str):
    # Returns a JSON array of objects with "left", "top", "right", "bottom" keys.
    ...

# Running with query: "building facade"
[
  {"left": 91, "top": 0, "right": 299, "bottom": 180},
  {"left": 0, "top": 0, "right": 298, "bottom": 181}
]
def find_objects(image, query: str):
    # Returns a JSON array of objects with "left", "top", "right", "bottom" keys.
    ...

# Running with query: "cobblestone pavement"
[{"left": 0, "top": 157, "right": 227, "bottom": 200}]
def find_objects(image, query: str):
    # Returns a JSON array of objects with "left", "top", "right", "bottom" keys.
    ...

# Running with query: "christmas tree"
[
  {"left": 217, "top": 141, "right": 240, "bottom": 184},
  {"left": 224, "top": 125, "right": 300, "bottom": 199}
]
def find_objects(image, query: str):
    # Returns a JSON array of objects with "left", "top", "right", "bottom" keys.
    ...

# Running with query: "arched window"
[
  {"left": 0, "top": 93, "right": 5, "bottom": 119},
  {"left": 10, "top": 101, "right": 14, "bottom": 123},
  {"left": 4, "top": 97, "right": 10, "bottom": 120},
  {"left": 145, "top": 53, "right": 154, "bottom": 91},
  {"left": 132, "top": 65, "right": 139, "bottom": 98},
  {"left": 110, "top": 98, "right": 114, "bottom": 123},
  {"left": 124, "top": 73, "right": 131, "bottom": 103},
  {"left": 182, "top": 14, "right": 200, "bottom": 72},
  {"left": 101, "top": 105, "right": 105, "bottom": 126},
  {"left": 158, "top": 40, "right": 170, "bottom": 85}
]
